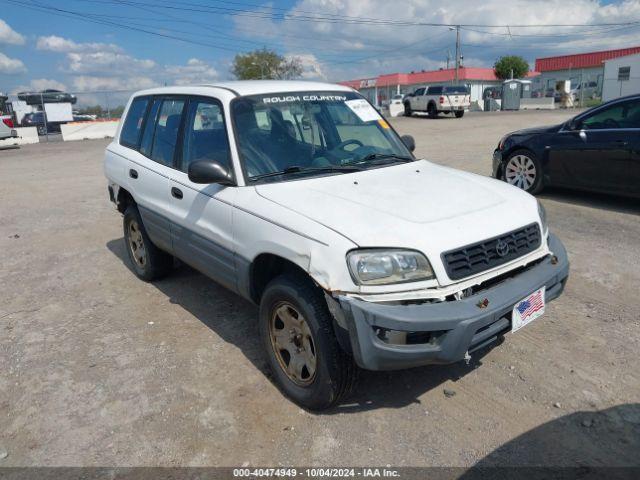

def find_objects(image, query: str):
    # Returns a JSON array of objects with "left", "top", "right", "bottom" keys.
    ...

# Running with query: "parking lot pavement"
[{"left": 1, "top": 111, "right": 638, "bottom": 468}]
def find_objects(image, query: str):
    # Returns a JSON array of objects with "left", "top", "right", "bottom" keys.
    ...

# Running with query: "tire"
[
  {"left": 403, "top": 102, "right": 412, "bottom": 117},
  {"left": 123, "top": 205, "right": 173, "bottom": 281},
  {"left": 455, "top": 110, "right": 464, "bottom": 118},
  {"left": 259, "top": 274, "right": 358, "bottom": 410},
  {"left": 502, "top": 149, "right": 544, "bottom": 194},
  {"left": 427, "top": 103, "right": 438, "bottom": 118},
  {"left": 37, "top": 125, "right": 46, "bottom": 136}
]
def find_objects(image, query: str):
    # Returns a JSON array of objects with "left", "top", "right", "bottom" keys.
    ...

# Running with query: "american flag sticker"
[{"left": 512, "top": 287, "right": 546, "bottom": 333}]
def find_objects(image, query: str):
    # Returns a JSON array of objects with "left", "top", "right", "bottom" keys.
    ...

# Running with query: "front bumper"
[
  {"left": 492, "top": 149, "right": 502, "bottom": 177},
  {"left": 335, "top": 233, "right": 569, "bottom": 371}
]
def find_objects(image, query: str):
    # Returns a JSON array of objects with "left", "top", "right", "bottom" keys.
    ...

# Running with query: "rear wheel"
[
  {"left": 503, "top": 150, "right": 544, "bottom": 194},
  {"left": 123, "top": 205, "right": 173, "bottom": 281},
  {"left": 403, "top": 102, "right": 412, "bottom": 116},
  {"left": 455, "top": 110, "right": 465, "bottom": 118},
  {"left": 427, "top": 103, "right": 438, "bottom": 118},
  {"left": 259, "top": 274, "right": 357, "bottom": 410}
]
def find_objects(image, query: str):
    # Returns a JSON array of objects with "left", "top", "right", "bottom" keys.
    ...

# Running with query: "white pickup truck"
[
  {"left": 104, "top": 81, "right": 568, "bottom": 410},
  {"left": 404, "top": 85, "right": 471, "bottom": 118}
]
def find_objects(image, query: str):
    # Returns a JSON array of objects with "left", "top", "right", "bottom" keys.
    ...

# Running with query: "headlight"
[
  {"left": 347, "top": 249, "right": 435, "bottom": 285},
  {"left": 538, "top": 201, "right": 549, "bottom": 237}
]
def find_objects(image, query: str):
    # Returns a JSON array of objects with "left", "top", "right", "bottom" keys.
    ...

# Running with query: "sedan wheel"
[{"left": 505, "top": 154, "right": 537, "bottom": 191}]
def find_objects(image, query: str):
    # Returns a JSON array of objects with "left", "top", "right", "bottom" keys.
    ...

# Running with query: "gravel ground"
[{"left": 0, "top": 109, "right": 638, "bottom": 468}]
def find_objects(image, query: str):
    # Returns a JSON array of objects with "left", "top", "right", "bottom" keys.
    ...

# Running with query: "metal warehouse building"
[{"left": 533, "top": 45, "right": 640, "bottom": 97}]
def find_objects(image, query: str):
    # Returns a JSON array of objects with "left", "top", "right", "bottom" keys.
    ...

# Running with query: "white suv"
[{"left": 104, "top": 81, "right": 569, "bottom": 410}]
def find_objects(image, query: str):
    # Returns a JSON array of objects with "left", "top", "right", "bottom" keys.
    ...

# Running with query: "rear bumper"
[{"left": 335, "top": 233, "right": 569, "bottom": 371}]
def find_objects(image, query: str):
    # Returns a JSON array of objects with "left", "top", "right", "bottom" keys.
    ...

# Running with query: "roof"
[
  {"left": 339, "top": 67, "right": 539, "bottom": 89},
  {"left": 135, "top": 80, "right": 354, "bottom": 98},
  {"left": 535, "top": 46, "right": 640, "bottom": 72}
]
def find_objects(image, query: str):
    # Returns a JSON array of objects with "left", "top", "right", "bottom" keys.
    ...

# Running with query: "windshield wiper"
[
  {"left": 249, "top": 164, "right": 363, "bottom": 182},
  {"left": 344, "top": 153, "right": 414, "bottom": 167}
]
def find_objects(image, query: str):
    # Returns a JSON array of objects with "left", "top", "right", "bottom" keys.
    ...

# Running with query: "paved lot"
[{"left": 1, "top": 110, "right": 639, "bottom": 468}]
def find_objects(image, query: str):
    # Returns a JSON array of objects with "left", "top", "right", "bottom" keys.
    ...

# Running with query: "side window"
[
  {"left": 139, "top": 98, "right": 161, "bottom": 157},
  {"left": 150, "top": 98, "right": 185, "bottom": 167},
  {"left": 414, "top": 88, "right": 425, "bottom": 96},
  {"left": 582, "top": 100, "right": 640, "bottom": 130},
  {"left": 181, "top": 99, "right": 231, "bottom": 172},
  {"left": 120, "top": 96, "right": 149, "bottom": 148},
  {"left": 429, "top": 86, "right": 442, "bottom": 95}
]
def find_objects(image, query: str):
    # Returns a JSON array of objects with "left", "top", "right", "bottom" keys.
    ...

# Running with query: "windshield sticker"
[
  {"left": 378, "top": 119, "right": 390, "bottom": 129},
  {"left": 345, "top": 99, "right": 382, "bottom": 122},
  {"left": 262, "top": 94, "right": 347, "bottom": 104}
]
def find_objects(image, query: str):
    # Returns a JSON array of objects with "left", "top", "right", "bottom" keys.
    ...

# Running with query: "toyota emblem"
[{"left": 496, "top": 239, "right": 510, "bottom": 257}]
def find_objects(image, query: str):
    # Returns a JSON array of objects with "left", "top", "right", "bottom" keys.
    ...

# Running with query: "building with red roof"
[
  {"left": 533, "top": 46, "right": 640, "bottom": 97},
  {"left": 339, "top": 66, "right": 539, "bottom": 105}
]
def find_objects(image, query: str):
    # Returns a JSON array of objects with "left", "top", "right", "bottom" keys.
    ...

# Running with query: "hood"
[
  {"left": 510, "top": 124, "right": 561, "bottom": 136},
  {"left": 255, "top": 160, "right": 541, "bottom": 284}
]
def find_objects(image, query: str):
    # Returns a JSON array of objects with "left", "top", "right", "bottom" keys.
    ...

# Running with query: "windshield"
[
  {"left": 231, "top": 91, "right": 412, "bottom": 182},
  {"left": 443, "top": 86, "right": 469, "bottom": 94}
]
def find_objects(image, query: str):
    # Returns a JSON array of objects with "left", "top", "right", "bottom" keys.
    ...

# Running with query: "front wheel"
[
  {"left": 455, "top": 110, "right": 464, "bottom": 118},
  {"left": 259, "top": 274, "right": 357, "bottom": 410},
  {"left": 403, "top": 102, "right": 412, "bottom": 116},
  {"left": 502, "top": 150, "right": 544, "bottom": 194}
]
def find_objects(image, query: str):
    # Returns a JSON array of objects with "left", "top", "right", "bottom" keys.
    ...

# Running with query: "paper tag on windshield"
[{"left": 345, "top": 99, "right": 382, "bottom": 122}]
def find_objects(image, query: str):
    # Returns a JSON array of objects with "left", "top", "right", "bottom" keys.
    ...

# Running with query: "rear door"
[
  {"left": 167, "top": 96, "right": 238, "bottom": 292},
  {"left": 548, "top": 99, "right": 638, "bottom": 194},
  {"left": 120, "top": 95, "right": 176, "bottom": 253},
  {"left": 413, "top": 87, "right": 426, "bottom": 110}
]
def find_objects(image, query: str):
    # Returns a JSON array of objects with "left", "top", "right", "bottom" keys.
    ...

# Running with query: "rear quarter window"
[{"left": 120, "top": 96, "right": 149, "bottom": 148}]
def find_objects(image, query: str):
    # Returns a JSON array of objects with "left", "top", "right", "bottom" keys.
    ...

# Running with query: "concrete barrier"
[
  {"left": 388, "top": 103, "right": 405, "bottom": 117},
  {"left": 61, "top": 120, "right": 119, "bottom": 141},
  {"left": 0, "top": 127, "right": 39, "bottom": 147},
  {"left": 520, "top": 98, "right": 555, "bottom": 110}
]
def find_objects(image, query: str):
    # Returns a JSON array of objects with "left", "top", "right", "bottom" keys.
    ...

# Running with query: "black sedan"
[{"left": 493, "top": 94, "right": 640, "bottom": 198}]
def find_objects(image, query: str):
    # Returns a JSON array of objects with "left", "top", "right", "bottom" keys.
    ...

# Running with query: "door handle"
[
  {"left": 129, "top": 169, "right": 138, "bottom": 179},
  {"left": 613, "top": 140, "right": 628, "bottom": 146},
  {"left": 171, "top": 187, "right": 183, "bottom": 199}
]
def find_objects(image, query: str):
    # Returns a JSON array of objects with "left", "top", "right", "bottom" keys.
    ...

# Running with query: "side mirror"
[
  {"left": 567, "top": 118, "right": 581, "bottom": 131},
  {"left": 401, "top": 134, "right": 416, "bottom": 152},
  {"left": 188, "top": 160, "right": 234, "bottom": 185}
]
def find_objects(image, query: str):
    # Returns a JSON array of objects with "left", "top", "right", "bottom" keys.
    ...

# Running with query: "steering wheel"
[
  {"left": 334, "top": 139, "right": 363, "bottom": 151},
  {"left": 603, "top": 118, "right": 619, "bottom": 129}
]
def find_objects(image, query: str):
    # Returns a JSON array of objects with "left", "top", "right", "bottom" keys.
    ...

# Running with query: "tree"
[
  {"left": 494, "top": 56, "right": 529, "bottom": 80},
  {"left": 232, "top": 48, "right": 303, "bottom": 80}
]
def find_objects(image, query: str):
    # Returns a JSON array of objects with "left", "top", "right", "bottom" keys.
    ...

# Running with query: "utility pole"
[
  {"left": 40, "top": 91, "right": 49, "bottom": 142},
  {"left": 446, "top": 49, "right": 451, "bottom": 70},
  {"left": 454, "top": 25, "right": 460, "bottom": 84}
]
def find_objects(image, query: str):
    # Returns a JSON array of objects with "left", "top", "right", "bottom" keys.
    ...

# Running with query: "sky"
[{"left": 1, "top": 0, "right": 639, "bottom": 106}]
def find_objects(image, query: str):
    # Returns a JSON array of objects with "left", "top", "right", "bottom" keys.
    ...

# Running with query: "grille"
[{"left": 442, "top": 223, "right": 541, "bottom": 280}]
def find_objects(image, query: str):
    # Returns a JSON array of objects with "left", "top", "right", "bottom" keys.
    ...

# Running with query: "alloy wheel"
[
  {"left": 269, "top": 302, "right": 317, "bottom": 386},
  {"left": 505, "top": 154, "right": 537, "bottom": 191}
]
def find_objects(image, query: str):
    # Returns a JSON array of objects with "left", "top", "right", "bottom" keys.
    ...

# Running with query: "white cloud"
[
  {"left": 67, "top": 51, "right": 156, "bottom": 75},
  {"left": 13, "top": 78, "right": 67, "bottom": 93},
  {"left": 71, "top": 75, "right": 159, "bottom": 92},
  {"left": 0, "top": 52, "right": 26, "bottom": 74},
  {"left": 163, "top": 58, "right": 219, "bottom": 84},
  {"left": 232, "top": 0, "right": 640, "bottom": 80},
  {"left": 0, "top": 18, "right": 25, "bottom": 45},
  {"left": 36, "top": 35, "right": 122, "bottom": 53}
]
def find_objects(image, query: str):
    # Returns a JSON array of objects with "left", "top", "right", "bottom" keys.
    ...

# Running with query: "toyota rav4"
[{"left": 104, "top": 81, "right": 569, "bottom": 410}]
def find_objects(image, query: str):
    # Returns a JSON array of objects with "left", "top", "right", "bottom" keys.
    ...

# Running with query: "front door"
[
  {"left": 167, "top": 96, "right": 238, "bottom": 292},
  {"left": 549, "top": 99, "right": 640, "bottom": 194}
]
